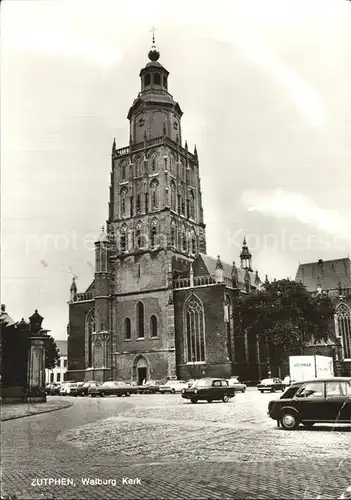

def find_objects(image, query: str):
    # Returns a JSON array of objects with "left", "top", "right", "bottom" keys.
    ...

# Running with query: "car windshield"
[
  {"left": 229, "top": 379, "right": 239, "bottom": 384},
  {"left": 281, "top": 385, "right": 302, "bottom": 399},
  {"left": 192, "top": 379, "right": 212, "bottom": 388},
  {"left": 261, "top": 379, "right": 274, "bottom": 384}
]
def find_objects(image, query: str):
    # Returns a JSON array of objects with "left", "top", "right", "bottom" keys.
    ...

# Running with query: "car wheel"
[
  {"left": 270, "top": 388, "right": 275, "bottom": 393},
  {"left": 222, "top": 394, "right": 230, "bottom": 403},
  {"left": 90, "top": 394, "right": 96, "bottom": 398},
  {"left": 302, "top": 422, "right": 315, "bottom": 429},
  {"left": 259, "top": 390, "right": 264, "bottom": 393},
  {"left": 171, "top": 389, "right": 176, "bottom": 394},
  {"left": 125, "top": 392, "right": 130, "bottom": 397},
  {"left": 207, "top": 399, "right": 213, "bottom": 403},
  {"left": 191, "top": 397, "right": 198, "bottom": 404},
  {"left": 242, "top": 388, "right": 246, "bottom": 393},
  {"left": 280, "top": 412, "right": 299, "bottom": 430},
  {"left": 100, "top": 392, "right": 105, "bottom": 397}
]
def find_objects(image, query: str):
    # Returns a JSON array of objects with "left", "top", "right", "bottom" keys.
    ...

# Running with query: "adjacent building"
[
  {"left": 45, "top": 340, "right": 68, "bottom": 384},
  {"left": 295, "top": 257, "right": 351, "bottom": 375},
  {"left": 67, "top": 39, "right": 267, "bottom": 384}
]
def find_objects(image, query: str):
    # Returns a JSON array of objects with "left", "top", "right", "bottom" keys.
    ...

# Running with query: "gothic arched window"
[
  {"left": 154, "top": 73, "right": 161, "bottom": 85},
  {"left": 124, "top": 318, "right": 131, "bottom": 340},
  {"left": 121, "top": 164, "right": 126, "bottom": 181},
  {"left": 171, "top": 219, "right": 177, "bottom": 248},
  {"left": 144, "top": 73, "right": 151, "bottom": 86},
  {"left": 184, "top": 295, "right": 205, "bottom": 363},
  {"left": 189, "top": 190, "right": 195, "bottom": 219},
  {"left": 150, "top": 218, "right": 159, "bottom": 248},
  {"left": 150, "top": 179, "right": 159, "bottom": 209},
  {"left": 120, "top": 188, "right": 127, "bottom": 217},
  {"left": 181, "top": 224, "right": 187, "bottom": 252},
  {"left": 137, "top": 302, "right": 144, "bottom": 338},
  {"left": 135, "top": 221, "right": 143, "bottom": 249},
  {"left": 85, "top": 309, "right": 95, "bottom": 368},
  {"left": 150, "top": 315, "right": 158, "bottom": 338},
  {"left": 336, "top": 303, "right": 351, "bottom": 359},
  {"left": 120, "top": 224, "right": 128, "bottom": 253},
  {"left": 152, "top": 158, "right": 156, "bottom": 172},
  {"left": 170, "top": 181, "right": 176, "bottom": 211},
  {"left": 190, "top": 228, "right": 196, "bottom": 254}
]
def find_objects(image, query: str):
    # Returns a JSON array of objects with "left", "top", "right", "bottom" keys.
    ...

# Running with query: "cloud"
[
  {"left": 242, "top": 188, "right": 350, "bottom": 238},
  {"left": 7, "top": 29, "right": 122, "bottom": 68}
]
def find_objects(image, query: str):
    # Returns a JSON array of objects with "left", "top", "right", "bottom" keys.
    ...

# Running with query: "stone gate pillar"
[{"left": 26, "top": 310, "right": 48, "bottom": 403}]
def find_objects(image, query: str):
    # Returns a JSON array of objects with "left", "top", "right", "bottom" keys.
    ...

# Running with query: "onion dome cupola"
[
  {"left": 128, "top": 30, "right": 183, "bottom": 144},
  {"left": 240, "top": 237, "right": 252, "bottom": 271}
]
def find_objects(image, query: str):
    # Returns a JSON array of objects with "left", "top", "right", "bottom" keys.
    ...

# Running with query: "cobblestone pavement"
[
  {"left": 1, "top": 399, "right": 73, "bottom": 421},
  {"left": 2, "top": 390, "right": 350, "bottom": 499}
]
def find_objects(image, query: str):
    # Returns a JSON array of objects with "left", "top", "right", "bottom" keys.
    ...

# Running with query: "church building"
[{"left": 67, "top": 38, "right": 265, "bottom": 384}]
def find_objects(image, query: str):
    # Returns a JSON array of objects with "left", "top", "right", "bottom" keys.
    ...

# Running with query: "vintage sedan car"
[
  {"left": 268, "top": 377, "right": 351, "bottom": 430},
  {"left": 89, "top": 381, "right": 135, "bottom": 397},
  {"left": 181, "top": 378, "right": 235, "bottom": 403},
  {"left": 75, "top": 381, "right": 101, "bottom": 396},
  {"left": 137, "top": 380, "right": 163, "bottom": 394},
  {"left": 60, "top": 381, "right": 78, "bottom": 396},
  {"left": 257, "top": 378, "right": 285, "bottom": 393},
  {"left": 46, "top": 383, "right": 61, "bottom": 395},
  {"left": 159, "top": 380, "right": 188, "bottom": 394},
  {"left": 227, "top": 377, "right": 247, "bottom": 393}
]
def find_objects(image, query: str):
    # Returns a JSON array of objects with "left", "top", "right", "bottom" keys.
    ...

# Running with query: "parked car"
[
  {"left": 227, "top": 377, "right": 246, "bottom": 393},
  {"left": 181, "top": 378, "right": 235, "bottom": 404},
  {"left": 60, "top": 381, "right": 78, "bottom": 396},
  {"left": 159, "top": 380, "right": 188, "bottom": 394},
  {"left": 187, "top": 379, "right": 196, "bottom": 388},
  {"left": 47, "top": 383, "right": 61, "bottom": 395},
  {"left": 76, "top": 381, "right": 101, "bottom": 396},
  {"left": 70, "top": 381, "right": 85, "bottom": 396},
  {"left": 257, "top": 378, "right": 285, "bottom": 393},
  {"left": 268, "top": 377, "right": 351, "bottom": 430},
  {"left": 283, "top": 376, "right": 291, "bottom": 387},
  {"left": 137, "top": 380, "right": 163, "bottom": 394},
  {"left": 88, "top": 381, "right": 135, "bottom": 397}
]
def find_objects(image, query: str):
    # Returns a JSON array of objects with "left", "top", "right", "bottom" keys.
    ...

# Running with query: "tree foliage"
[
  {"left": 232, "top": 279, "right": 335, "bottom": 362},
  {"left": 43, "top": 335, "right": 60, "bottom": 370}
]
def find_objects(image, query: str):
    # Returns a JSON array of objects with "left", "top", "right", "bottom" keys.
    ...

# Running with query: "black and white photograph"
[{"left": 1, "top": 0, "right": 351, "bottom": 499}]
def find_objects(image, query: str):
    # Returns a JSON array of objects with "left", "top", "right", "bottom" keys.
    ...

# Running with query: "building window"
[
  {"left": 135, "top": 222, "right": 143, "bottom": 249},
  {"left": 50, "top": 372, "right": 54, "bottom": 383},
  {"left": 122, "top": 165, "right": 126, "bottom": 181},
  {"left": 171, "top": 219, "right": 177, "bottom": 247},
  {"left": 170, "top": 181, "right": 176, "bottom": 211},
  {"left": 337, "top": 303, "right": 351, "bottom": 359},
  {"left": 190, "top": 230, "right": 196, "bottom": 254},
  {"left": 120, "top": 188, "right": 127, "bottom": 217},
  {"left": 152, "top": 158, "right": 156, "bottom": 172},
  {"left": 120, "top": 224, "right": 127, "bottom": 252},
  {"left": 189, "top": 190, "right": 195, "bottom": 219},
  {"left": 150, "top": 180, "right": 159, "bottom": 209},
  {"left": 144, "top": 73, "right": 151, "bottom": 86},
  {"left": 125, "top": 318, "right": 131, "bottom": 340},
  {"left": 137, "top": 302, "right": 144, "bottom": 338},
  {"left": 130, "top": 196, "right": 134, "bottom": 217},
  {"left": 57, "top": 372, "right": 61, "bottom": 382},
  {"left": 181, "top": 226, "right": 187, "bottom": 252},
  {"left": 145, "top": 193, "right": 149, "bottom": 213},
  {"left": 163, "top": 75, "right": 167, "bottom": 88},
  {"left": 154, "top": 73, "right": 161, "bottom": 85},
  {"left": 150, "top": 218, "right": 159, "bottom": 248},
  {"left": 184, "top": 295, "right": 206, "bottom": 362},
  {"left": 150, "top": 315, "right": 158, "bottom": 337},
  {"left": 85, "top": 309, "right": 95, "bottom": 367},
  {"left": 136, "top": 194, "right": 141, "bottom": 213},
  {"left": 64, "top": 359, "right": 67, "bottom": 368}
]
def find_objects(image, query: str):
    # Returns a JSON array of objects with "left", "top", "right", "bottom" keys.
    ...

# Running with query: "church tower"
[{"left": 103, "top": 35, "right": 207, "bottom": 382}]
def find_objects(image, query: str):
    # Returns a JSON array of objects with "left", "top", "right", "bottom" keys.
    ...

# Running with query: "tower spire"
[{"left": 148, "top": 26, "right": 160, "bottom": 61}]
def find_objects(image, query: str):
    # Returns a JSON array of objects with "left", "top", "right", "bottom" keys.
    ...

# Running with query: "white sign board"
[{"left": 289, "top": 356, "right": 316, "bottom": 382}]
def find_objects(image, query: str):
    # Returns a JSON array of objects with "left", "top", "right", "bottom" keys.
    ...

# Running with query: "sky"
[{"left": 1, "top": 0, "right": 351, "bottom": 339}]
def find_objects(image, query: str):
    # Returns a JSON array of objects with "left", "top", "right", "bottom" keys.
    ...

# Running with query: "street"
[{"left": 2, "top": 388, "right": 351, "bottom": 499}]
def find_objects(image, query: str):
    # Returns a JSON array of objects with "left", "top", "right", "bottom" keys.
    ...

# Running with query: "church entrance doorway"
[
  {"left": 134, "top": 355, "right": 149, "bottom": 385},
  {"left": 138, "top": 367, "right": 147, "bottom": 385}
]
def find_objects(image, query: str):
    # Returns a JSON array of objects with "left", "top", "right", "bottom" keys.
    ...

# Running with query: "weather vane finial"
[{"left": 150, "top": 26, "right": 157, "bottom": 47}]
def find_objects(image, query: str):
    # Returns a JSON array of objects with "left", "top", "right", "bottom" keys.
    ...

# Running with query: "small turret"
[
  {"left": 70, "top": 277, "right": 77, "bottom": 302},
  {"left": 194, "top": 144, "right": 198, "bottom": 158},
  {"left": 240, "top": 237, "right": 252, "bottom": 271},
  {"left": 215, "top": 255, "right": 224, "bottom": 283},
  {"left": 244, "top": 269, "right": 251, "bottom": 293},
  {"left": 112, "top": 137, "right": 116, "bottom": 154},
  {"left": 231, "top": 261, "right": 238, "bottom": 288}
]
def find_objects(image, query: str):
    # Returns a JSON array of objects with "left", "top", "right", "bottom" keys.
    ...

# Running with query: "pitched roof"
[
  {"left": 197, "top": 253, "right": 258, "bottom": 287},
  {"left": 295, "top": 257, "right": 351, "bottom": 292}
]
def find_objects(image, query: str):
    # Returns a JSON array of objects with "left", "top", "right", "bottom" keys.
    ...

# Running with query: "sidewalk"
[{"left": 1, "top": 398, "right": 74, "bottom": 421}]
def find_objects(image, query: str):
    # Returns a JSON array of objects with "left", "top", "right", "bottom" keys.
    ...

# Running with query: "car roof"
[{"left": 291, "top": 377, "right": 351, "bottom": 385}]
